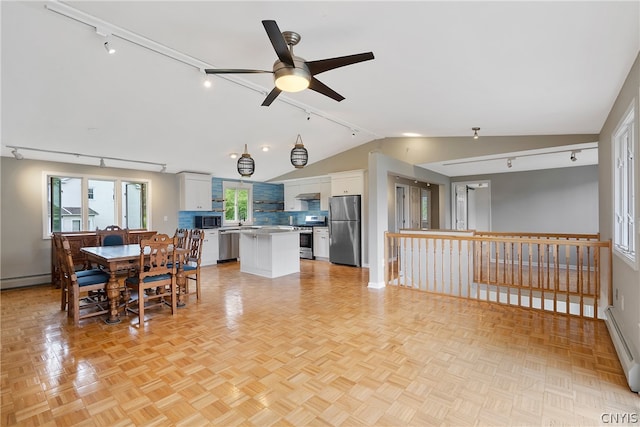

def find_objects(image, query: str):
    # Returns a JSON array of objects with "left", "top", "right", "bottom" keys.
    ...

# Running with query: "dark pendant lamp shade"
[
  {"left": 237, "top": 144, "right": 255, "bottom": 177},
  {"left": 290, "top": 134, "right": 308, "bottom": 169}
]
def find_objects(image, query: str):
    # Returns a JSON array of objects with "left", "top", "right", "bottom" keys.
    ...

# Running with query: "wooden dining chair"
[
  {"left": 183, "top": 229, "right": 204, "bottom": 300},
  {"left": 59, "top": 236, "right": 111, "bottom": 325},
  {"left": 124, "top": 234, "right": 178, "bottom": 324},
  {"left": 96, "top": 225, "right": 128, "bottom": 246},
  {"left": 174, "top": 228, "right": 190, "bottom": 250},
  {"left": 53, "top": 232, "right": 107, "bottom": 312}
]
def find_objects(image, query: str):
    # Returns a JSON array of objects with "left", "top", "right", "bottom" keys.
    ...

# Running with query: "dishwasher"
[{"left": 218, "top": 230, "right": 240, "bottom": 262}]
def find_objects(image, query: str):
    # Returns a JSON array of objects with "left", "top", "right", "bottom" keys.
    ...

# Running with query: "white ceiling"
[{"left": 2, "top": 1, "right": 638, "bottom": 181}]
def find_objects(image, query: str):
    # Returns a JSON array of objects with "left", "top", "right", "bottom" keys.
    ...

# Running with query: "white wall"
[
  {"left": 453, "top": 165, "right": 599, "bottom": 233},
  {"left": 598, "top": 52, "right": 640, "bottom": 378}
]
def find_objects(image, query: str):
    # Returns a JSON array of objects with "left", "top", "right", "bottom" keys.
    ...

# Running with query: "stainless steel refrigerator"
[{"left": 329, "top": 195, "right": 361, "bottom": 267}]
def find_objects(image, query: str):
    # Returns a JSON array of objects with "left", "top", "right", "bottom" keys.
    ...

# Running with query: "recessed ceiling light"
[
  {"left": 261, "top": 145, "right": 270, "bottom": 152},
  {"left": 229, "top": 153, "right": 238, "bottom": 159},
  {"left": 402, "top": 132, "right": 421, "bottom": 137}
]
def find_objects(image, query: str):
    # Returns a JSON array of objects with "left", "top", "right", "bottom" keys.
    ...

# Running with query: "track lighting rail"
[{"left": 6, "top": 145, "right": 167, "bottom": 172}]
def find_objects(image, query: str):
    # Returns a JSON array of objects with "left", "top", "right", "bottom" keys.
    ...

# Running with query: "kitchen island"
[{"left": 239, "top": 228, "right": 300, "bottom": 278}]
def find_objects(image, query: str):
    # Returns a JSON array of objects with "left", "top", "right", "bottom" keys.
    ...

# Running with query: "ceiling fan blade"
[
  {"left": 308, "top": 77, "right": 345, "bottom": 102},
  {"left": 262, "top": 20, "right": 294, "bottom": 67},
  {"left": 204, "top": 68, "right": 272, "bottom": 74},
  {"left": 306, "top": 52, "right": 375, "bottom": 76},
  {"left": 261, "top": 87, "right": 282, "bottom": 106}
]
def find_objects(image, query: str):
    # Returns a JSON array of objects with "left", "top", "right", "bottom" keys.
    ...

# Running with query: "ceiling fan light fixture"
[
  {"left": 275, "top": 74, "right": 309, "bottom": 92},
  {"left": 290, "top": 134, "right": 308, "bottom": 169},
  {"left": 237, "top": 144, "right": 255, "bottom": 177},
  {"left": 274, "top": 60, "right": 310, "bottom": 92}
]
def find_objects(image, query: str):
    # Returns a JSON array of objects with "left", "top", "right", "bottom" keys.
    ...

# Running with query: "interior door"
[
  {"left": 467, "top": 186, "right": 477, "bottom": 230},
  {"left": 455, "top": 184, "right": 467, "bottom": 230},
  {"left": 395, "top": 185, "right": 406, "bottom": 232},
  {"left": 409, "top": 186, "right": 421, "bottom": 229}
]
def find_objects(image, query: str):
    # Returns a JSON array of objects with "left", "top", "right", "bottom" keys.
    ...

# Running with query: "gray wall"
[
  {"left": 598, "top": 53, "right": 640, "bottom": 363},
  {"left": 0, "top": 157, "right": 180, "bottom": 289},
  {"left": 454, "top": 165, "right": 599, "bottom": 233}
]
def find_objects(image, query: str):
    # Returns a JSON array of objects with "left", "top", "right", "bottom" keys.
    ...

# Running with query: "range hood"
[{"left": 295, "top": 192, "right": 320, "bottom": 200}]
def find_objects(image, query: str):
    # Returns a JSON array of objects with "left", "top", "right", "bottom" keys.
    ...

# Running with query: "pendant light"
[
  {"left": 237, "top": 144, "right": 255, "bottom": 177},
  {"left": 290, "top": 134, "right": 308, "bottom": 169}
]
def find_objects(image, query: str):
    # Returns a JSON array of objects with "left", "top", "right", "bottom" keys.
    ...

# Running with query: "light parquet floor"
[{"left": 1, "top": 260, "right": 638, "bottom": 426}]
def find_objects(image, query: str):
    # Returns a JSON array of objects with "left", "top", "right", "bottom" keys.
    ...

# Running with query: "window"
[
  {"left": 613, "top": 103, "right": 636, "bottom": 264},
  {"left": 46, "top": 173, "right": 150, "bottom": 235},
  {"left": 223, "top": 181, "right": 252, "bottom": 225}
]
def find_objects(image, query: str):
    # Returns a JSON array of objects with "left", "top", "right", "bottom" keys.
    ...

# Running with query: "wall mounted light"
[
  {"left": 99, "top": 158, "right": 106, "bottom": 168},
  {"left": 290, "top": 134, "right": 308, "bottom": 169},
  {"left": 472, "top": 127, "right": 480, "bottom": 139},
  {"left": 507, "top": 158, "right": 513, "bottom": 168},
  {"left": 570, "top": 151, "right": 577, "bottom": 162},
  {"left": 237, "top": 144, "right": 255, "bottom": 177}
]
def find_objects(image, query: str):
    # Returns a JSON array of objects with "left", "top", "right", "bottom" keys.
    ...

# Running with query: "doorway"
[{"left": 452, "top": 181, "right": 491, "bottom": 231}]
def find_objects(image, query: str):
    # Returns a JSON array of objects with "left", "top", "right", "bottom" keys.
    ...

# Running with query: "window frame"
[
  {"left": 41, "top": 171, "right": 152, "bottom": 239},
  {"left": 612, "top": 100, "right": 637, "bottom": 269},
  {"left": 222, "top": 181, "right": 253, "bottom": 226}
]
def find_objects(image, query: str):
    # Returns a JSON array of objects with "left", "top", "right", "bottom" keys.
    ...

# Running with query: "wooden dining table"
[{"left": 81, "top": 244, "right": 187, "bottom": 324}]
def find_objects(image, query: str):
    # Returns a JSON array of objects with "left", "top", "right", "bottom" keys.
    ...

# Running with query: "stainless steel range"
[{"left": 296, "top": 215, "right": 326, "bottom": 259}]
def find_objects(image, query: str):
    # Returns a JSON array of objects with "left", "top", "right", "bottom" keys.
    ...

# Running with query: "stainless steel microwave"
[{"left": 194, "top": 215, "right": 221, "bottom": 229}]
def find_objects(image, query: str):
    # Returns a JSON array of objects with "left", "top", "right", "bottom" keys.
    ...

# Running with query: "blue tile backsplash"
[{"left": 178, "top": 177, "right": 328, "bottom": 228}]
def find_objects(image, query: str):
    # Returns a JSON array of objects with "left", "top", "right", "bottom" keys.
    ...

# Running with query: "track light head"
[
  {"left": 11, "top": 149, "right": 24, "bottom": 160},
  {"left": 99, "top": 158, "right": 106, "bottom": 168},
  {"left": 104, "top": 41, "right": 116, "bottom": 54},
  {"left": 507, "top": 158, "right": 513, "bottom": 168},
  {"left": 570, "top": 151, "right": 577, "bottom": 162},
  {"left": 472, "top": 127, "right": 480, "bottom": 139},
  {"left": 160, "top": 164, "right": 167, "bottom": 173}
]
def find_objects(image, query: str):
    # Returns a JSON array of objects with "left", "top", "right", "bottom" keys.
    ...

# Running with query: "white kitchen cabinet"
[
  {"left": 201, "top": 229, "right": 219, "bottom": 266},
  {"left": 239, "top": 230, "right": 300, "bottom": 278},
  {"left": 330, "top": 170, "right": 364, "bottom": 196},
  {"left": 319, "top": 178, "right": 331, "bottom": 211},
  {"left": 313, "top": 227, "right": 329, "bottom": 259},
  {"left": 284, "top": 182, "right": 305, "bottom": 211},
  {"left": 179, "top": 172, "right": 212, "bottom": 211}
]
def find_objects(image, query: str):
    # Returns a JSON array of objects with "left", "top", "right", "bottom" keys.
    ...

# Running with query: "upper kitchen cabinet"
[
  {"left": 319, "top": 177, "right": 331, "bottom": 211},
  {"left": 330, "top": 170, "right": 364, "bottom": 196},
  {"left": 284, "top": 182, "right": 304, "bottom": 211},
  {"left": 178, "top": 172, "right": 212, "bottom": 211}
]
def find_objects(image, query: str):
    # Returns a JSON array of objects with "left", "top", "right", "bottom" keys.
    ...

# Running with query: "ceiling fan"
[{"left": 205, "top": 20, "right": 375, "bottom": 106}]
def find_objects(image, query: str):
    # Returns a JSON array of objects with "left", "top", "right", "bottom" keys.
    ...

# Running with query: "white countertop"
[{"left": 238, "top": 227, "right": 299, "bottom": 235}]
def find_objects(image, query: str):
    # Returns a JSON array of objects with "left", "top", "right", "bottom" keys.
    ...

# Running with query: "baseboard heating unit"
[{"left": 604, "top": 306, "right": 640, "bottom": 392}]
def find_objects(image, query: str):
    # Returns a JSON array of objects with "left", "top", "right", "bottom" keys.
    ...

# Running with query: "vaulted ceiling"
[{"left": 2, "top": 1, "right": 638, "bottom": 181}]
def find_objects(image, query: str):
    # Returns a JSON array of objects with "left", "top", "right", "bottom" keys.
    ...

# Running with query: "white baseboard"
[
  {"left": 604, "top": 306, "right": 640, "bottom": 392},
  {"left": 1, "top": 274, "right": 51, "bottom": 290},
  {"left": 367, "top": 281, "right": 385, "bottom": 289}
]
